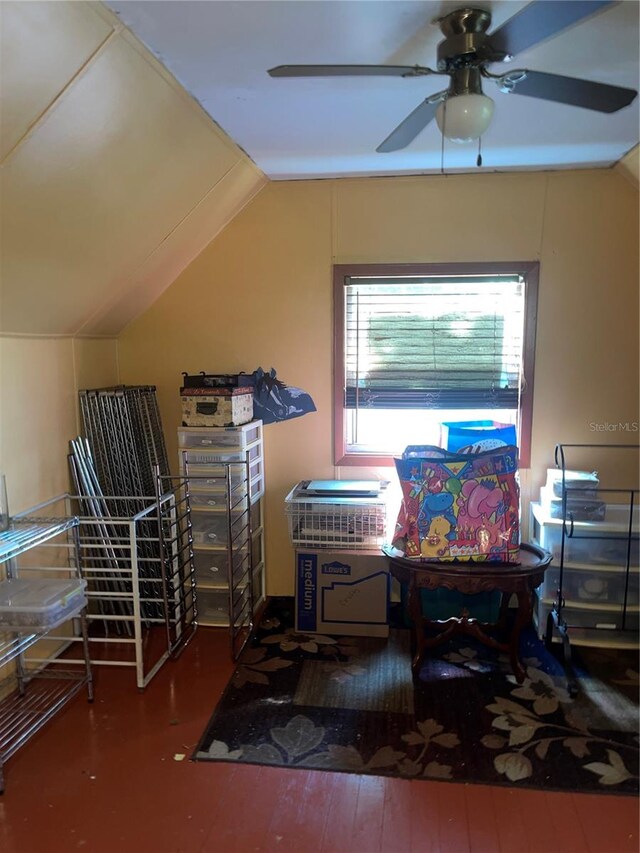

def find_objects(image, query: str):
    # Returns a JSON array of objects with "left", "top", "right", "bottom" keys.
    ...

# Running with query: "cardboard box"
[{"left": 295, "top": 550, "right": 389, "bottom": 637}]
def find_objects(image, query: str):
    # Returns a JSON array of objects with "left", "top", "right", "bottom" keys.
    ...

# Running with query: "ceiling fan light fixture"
[{"left": 435, "top": 93, "right": 495, "bottom": 143}]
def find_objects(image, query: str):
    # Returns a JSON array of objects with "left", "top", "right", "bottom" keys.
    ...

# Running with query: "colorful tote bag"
[{"left": 393, "top": 445, "right": 520, "bottom": 563}]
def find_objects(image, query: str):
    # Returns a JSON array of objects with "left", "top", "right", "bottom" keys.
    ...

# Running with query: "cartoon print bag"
[{"left": 392, "top": 445, "right": 520, "bottom": 563}]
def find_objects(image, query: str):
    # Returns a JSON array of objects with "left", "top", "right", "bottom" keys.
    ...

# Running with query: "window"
[{"left": 333, "top": 262, "right": 538, "bottom": 467}]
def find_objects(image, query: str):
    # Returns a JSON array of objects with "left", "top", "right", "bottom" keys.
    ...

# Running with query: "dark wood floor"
[{"left": 1, "top": 627, "right": 637, "bottom": 853}]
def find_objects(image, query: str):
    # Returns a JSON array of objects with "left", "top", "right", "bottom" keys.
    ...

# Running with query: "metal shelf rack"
[
  {"left": 0, "top": 516, "right": 93, "bottom": 793},
  {"left": 541, "top": 443, "right": 639, "bottom": 695},
  {"left": 14, "top": 482, "right": 197, "bottom": 691}
]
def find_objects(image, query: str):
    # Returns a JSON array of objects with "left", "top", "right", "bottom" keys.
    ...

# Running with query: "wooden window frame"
[{"left": 333, "top": 261, "right": 539, "bottom": 468}]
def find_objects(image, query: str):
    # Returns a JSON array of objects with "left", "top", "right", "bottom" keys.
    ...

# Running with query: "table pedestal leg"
[
  {"left": 408, "top": 580, "right": 425, "bottom": 678},
  {"left": 497, "top": 591, "right": 511, "bottom": 637},
  {"left": 510, "top": 591, "right": 533, "bottom": 684}
]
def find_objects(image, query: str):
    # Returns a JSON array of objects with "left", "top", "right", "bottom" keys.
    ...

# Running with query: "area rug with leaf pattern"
[{"left": 194, "top": 598, "right": 639, "bottom": 793}]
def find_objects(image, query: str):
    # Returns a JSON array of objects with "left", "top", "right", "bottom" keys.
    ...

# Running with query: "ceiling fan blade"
[
  {"left": 510, "top": 70, "right": 638, "bottom": 113},
  {"left": 268, "top": 64, "right": 432, "bottom": 78},
  {"left": 487, "top": 0, "right": 616, "bottom": 60},
  {"left": 376, "top": 94, "right": 445, "bottom": 153}
]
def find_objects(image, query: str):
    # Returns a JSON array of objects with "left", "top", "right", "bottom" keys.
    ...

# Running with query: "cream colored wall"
[
  {"left": 0, "top": 336, "right": 119, "bottom": 514},
  {"left": 615, "top": 144, "right": 640, "bottom": 187},
  {"left": 119, "top": 168, "right": 639, "bottom": 595},
  {"left": 0, "top": 1, "right": 266, "bottom": 338}
]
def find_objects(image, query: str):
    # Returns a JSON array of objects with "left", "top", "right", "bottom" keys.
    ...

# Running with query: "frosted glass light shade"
[{"left": 435, "top": 93, "right": 495, "bottom": 143}]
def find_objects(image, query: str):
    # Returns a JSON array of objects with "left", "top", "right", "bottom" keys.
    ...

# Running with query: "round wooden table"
[{"left": 382, "top": 542, "right": 552, "bottom": 683}]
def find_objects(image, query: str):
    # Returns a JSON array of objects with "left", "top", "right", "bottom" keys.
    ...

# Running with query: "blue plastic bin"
[{"left": 440, "top": 420, "right": 517, "bottom": 452}]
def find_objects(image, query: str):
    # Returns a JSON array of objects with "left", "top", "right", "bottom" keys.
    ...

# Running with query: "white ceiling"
[{"left": 107, "top": 0, "right": 639, "bottom": 180}]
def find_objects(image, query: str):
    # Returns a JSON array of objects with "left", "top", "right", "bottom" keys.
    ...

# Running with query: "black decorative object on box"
[
  {"left": 248, "top": 367, "right": 316, "bottom": 425},
  {"left": 181, "top": 372, "right": 250, "bottom": 390}
]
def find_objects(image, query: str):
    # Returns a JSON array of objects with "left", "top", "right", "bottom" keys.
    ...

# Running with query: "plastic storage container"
[
  {"left": 530, "top": 502, "right": 639, "bottom": 566},
  {"left": 536, "top": 564, "right": 639, "bottom": 606},
  {"left": 440, "top": 420, "right": 517, "bottom": 453},
  {"left": 189, "top": 478, "right": 248, "bottom": 509},
  {"left": 197, "top": 585, "right": 251, "bottom": 627},
  {"left": 196, "top": 588, "right": 231, "bottom": 625},
  {"left": 180, "top": 442, "right": 261, "bottom": 466},
  {"left": 191, "top": 510, "right": 249, "bottom": 547},
  {"left": 181, "top": 462, "right": 263, "bottom": 501},
  {"left": 534, "top": 594, "right": 639, "bottom": 633},
  {"left": 192, "top": 546, "right": 249, "bottom": 588},
  {"left": 539, "top": 486, "right": 606, "bottom": 522},
  {"left": 178, "top": 422, "right": 262, "bottom": 450},
  {"left": 545, "top": 468, "right": 599, "bottom": 498},
  {"left": 0, "top": 578, "right": 87, "bottom": 632}
]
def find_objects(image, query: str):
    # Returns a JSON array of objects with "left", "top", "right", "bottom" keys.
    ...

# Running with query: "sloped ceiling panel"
[
  {"left": 0, "top": 1, "right": 113, "bottom": 160},
  {"left": 84, "top": 158, "right": 264, "bottom": 336},
  {"left": 0, "top": 2, "right": 266, "bottom": 337}
]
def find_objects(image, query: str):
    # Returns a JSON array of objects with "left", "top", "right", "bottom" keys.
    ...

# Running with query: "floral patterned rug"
[{"left": 194, "top": 598, "right": 639, "bottom": 793}]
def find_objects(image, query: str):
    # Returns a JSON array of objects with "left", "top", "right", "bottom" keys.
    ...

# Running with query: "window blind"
[{"left": 344, "top": 276, "right": 525, "bottom": 410}]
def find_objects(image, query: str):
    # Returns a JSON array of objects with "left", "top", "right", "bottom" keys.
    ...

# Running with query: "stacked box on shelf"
[
  {"left": 178, "top": 421, "right": 265, "bottom": 627},
  {"left": 529, "top": 501, "right": 640, "bottom": 648}
]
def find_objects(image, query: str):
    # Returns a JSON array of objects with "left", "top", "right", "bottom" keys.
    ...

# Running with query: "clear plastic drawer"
[
  {"left": 189, "top": 479, "right": 248, "bottom": 509},
  {"left": 535, "top": 594, "right": 639, "bottom": 633},
  {"left": 192, "top": 546, "right": 249, "bottom": 588},
  {"left": 191, "top": 509, "right": 250, "bottom": 547},
  {"left": 250, "top": 498, "right": 262, "bottom": 532},
  {"left": 196, "top": 588, "right": 229, "bottom": 626},
  {"left": 537, "top": 566, "right": 639, "bottom": 606},
  {"left": 178, "top": 422, "right": 262, "bottom": 451},
  {"left": 179, "top": 443, "right": 261, "bottom": 466}
]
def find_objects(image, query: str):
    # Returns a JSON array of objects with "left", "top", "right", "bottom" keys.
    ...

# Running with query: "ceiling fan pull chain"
[
  {"left": 477, "top": 136, "right": 483, "bottom": 168},
  {"left": 440, "top": 100, "right": 446, "bottom": 174}
]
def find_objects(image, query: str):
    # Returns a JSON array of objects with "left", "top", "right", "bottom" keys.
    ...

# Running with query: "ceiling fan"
[{"left": 268, "top": 0, "right": 638, "bottom": 151}]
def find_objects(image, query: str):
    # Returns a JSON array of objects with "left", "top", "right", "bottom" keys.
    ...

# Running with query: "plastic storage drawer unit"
[
  {"left": 0, "top": 578, "right": 87, "bottom": 632},
  {"left": 178, "top": 420, "right": 266, "bottom": 626}
]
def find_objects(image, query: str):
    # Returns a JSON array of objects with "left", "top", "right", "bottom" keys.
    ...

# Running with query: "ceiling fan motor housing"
[{"left": 436, "top": 7, "right": 498, "bottom": 72}]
